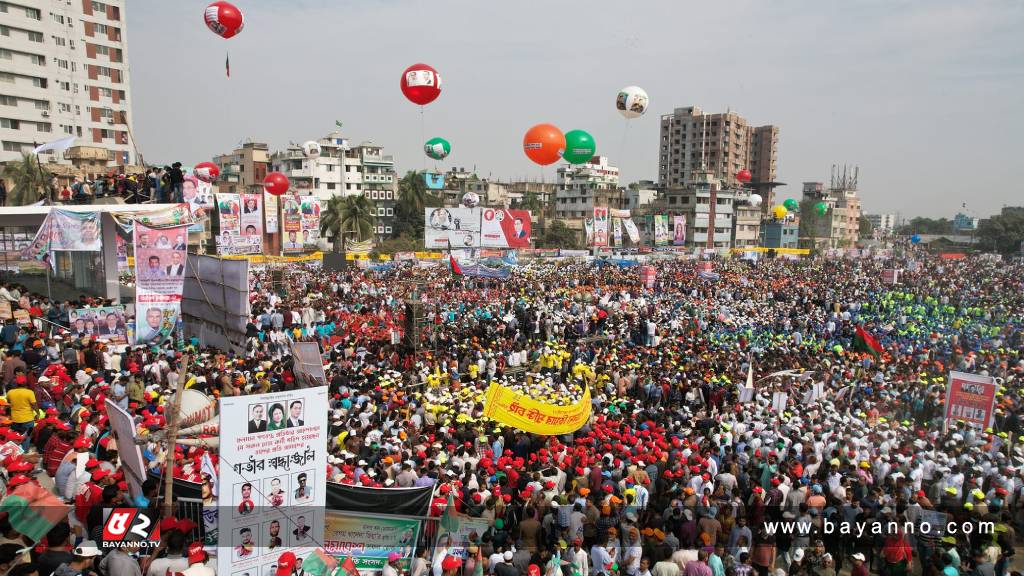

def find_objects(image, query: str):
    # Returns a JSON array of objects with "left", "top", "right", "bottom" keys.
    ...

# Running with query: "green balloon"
[
  {"left": 562, "top": 129, "right": 596, "bottom": 164},
  {"left": 814, "top": 201, "right": 828, "bottom": 216},
  {"left": 783, "top": 198, "right": 799, "bottom": 211},
  {"left": 424, "top": 137, "right": 451, "bottom": 160}
]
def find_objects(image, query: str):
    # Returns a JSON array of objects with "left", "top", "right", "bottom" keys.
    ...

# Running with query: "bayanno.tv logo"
[{"left": 101, "top": 508, "right": 161, "bottom": 549}]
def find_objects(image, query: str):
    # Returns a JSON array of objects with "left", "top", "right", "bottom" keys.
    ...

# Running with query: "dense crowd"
[{"left": 0, "top": 252, "right": 1021, "bottom": 576}]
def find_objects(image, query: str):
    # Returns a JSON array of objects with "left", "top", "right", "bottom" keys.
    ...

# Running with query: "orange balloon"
[{"left": 523, "top": 124, "right": 566, "bottom": 166}]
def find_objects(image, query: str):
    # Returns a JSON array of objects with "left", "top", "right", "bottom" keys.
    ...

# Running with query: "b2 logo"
[{"left": 101, "top": 508, "right": 160, "bottom": 549}]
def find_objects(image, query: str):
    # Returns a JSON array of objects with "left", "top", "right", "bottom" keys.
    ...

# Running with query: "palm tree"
[
  {"left": 1, "top": 153, "right": 49, "bottom": 205},
  {"left": 393, "top": 171, "right": 441, "bottom": 239},
  {"left": 320, "top": 194, "right": 377, "bottom": 252}
]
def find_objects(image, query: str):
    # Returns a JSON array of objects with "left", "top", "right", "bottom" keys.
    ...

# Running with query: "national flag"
[
  {"left": 854, "top": 325, "right": 884, "bottom": 359},
  {"left": 225, "top": 52, "right": 230, "bottom": 78},
  {"left": 335, "top": 120, "right": 344, "bottom": 129},
  {"left": 449, "top": 255, "right": 463, "bottom": 277},
  {"left": 439, "top": 492, "right": 457, "bottom": 532},
  {"left": 0, "top": 482, "right": 71, "bottom": 541},
  {"left": 338, "top": 555, "right": 360, "bottom": 576},
  {"left": 299, "top": 548, "right": 338, "bottom": 576}
]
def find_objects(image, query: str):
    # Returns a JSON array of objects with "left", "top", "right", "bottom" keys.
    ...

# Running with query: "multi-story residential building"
[
  {"left": 555, "top": 156, "right": 622, "bottom": 219},
  {"left": 953, "top": 212, "right": 978, "bottom": 232},
  {"left": 760, "top": 220, "right": 799, "bottom": 249},
  {"left": 213, "top": 141, "right": 269, "bottom": 195},
  {"left": 733, "top": 203, "right": 762, "bottom": 248},
  {"left": 658, "top": 106, "right": 778, "bottom": 189},
  {"left": 1, "top": 0, "right": 135, "bottom": 165},
  {"left": 270, "top": 135, "right": 397, "bottom": 237},
  {"left": 800, "top": 175, "right": 863, "bottom": 248},
  {"left": 622, "top": 181, "right": 658, "bottom": 211},
  {"left": 865, "top": 213, "right": 896, "bottom": 233},
  {"left": 660, "top": 170, "right": 736, "bottom": 249}
]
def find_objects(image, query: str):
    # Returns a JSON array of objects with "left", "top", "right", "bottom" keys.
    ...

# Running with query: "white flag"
[{"left": 32, "top": 136, "right": 76, "bottom": 154}]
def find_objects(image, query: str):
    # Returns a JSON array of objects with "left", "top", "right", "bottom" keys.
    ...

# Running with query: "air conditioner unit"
[
  {"left": 106, "top": 119, "right": 114, "bottom": 125},
  {"left": 41, "top": 111, "right": 50, "bottom": 117}
]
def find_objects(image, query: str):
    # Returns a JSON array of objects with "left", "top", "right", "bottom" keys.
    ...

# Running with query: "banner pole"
[{"left": 162, "top": 353, "right": 191, "bottom": 517}]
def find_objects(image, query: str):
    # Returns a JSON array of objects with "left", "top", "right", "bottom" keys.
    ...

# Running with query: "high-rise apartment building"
[
  {"left": 213, "top": 141, "right": 269, "bottom": 195},
  {"left": 555, "top": 156, "right": 622, "bottom": 219},
  {"left": 1, "top": 0, "right": 135, "bottom": 165}
]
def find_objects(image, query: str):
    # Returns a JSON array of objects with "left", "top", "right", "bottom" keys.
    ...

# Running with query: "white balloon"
[
  {"left": 461, "top": 191, "right": 480, "bottom": 208},
  {"left": 301, "top": 140, "right": 321, "bottom": 159},
  {"left": 616, "top": 86, "right": 649, "bottom": 119},
  {"left": 748, "top": 193, "right": 763, "bottom": 207}
]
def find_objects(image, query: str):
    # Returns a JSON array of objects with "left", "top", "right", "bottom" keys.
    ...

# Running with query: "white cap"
[
  {"left": 74, "top": 541, "right": 103, "bottom": 557},
  {"left": 503, "top": 551, "right": 513, "bottom": 561}
]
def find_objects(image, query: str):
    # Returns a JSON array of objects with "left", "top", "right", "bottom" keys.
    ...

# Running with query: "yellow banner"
[
  {"left": 729, "top": 247, "right": 810, "bottom": 255},
  {"left": 482, "top": 383, "right": 592, "bottom": 435}
]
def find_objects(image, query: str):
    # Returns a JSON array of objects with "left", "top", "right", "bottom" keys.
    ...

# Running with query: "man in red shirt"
[{"left": 43, "top": 429, "right": 77, "bottom": 477}]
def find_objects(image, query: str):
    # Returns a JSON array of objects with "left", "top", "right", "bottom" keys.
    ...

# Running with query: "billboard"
[
  {"left": 672, "top": 215, "right": 687, "bottom": 245},
  {"left": 184, "top": 174, "right": 214, "bottom": 233},
  {"left": 264, "top": 192, "right": 279, "bottom": 234},
  {"left": 323, "top": 513, "right": 420, "bottom": 575},
  {"left": 133, "top": 223, "right": 187, "bottom": 345},
  {"left": 216, "top": 193, "right": 241, "bottom": 235},
  {"left": 654, "top": 215, "right": 670, "bottom": 246},
  {"left": 282, "top": 196, "right": 303, "bottom": 253},
  {"left": 69, "top": 306, "right": 128, "bottom": 346},
  {"left": 480, "top": 209, "right": 531, "bottom": 248},
  {"left": 240, "top": 193, "right": 264, "bottom": 238},
  {"left": 299, "top": 195, "right": 321, "bottom": 249},
  {"left": 424, "top": 208, "right": 481, "bottom": 249}
]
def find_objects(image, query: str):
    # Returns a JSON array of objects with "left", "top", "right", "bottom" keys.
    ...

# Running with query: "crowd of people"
[{"left": 0, "top": 251, "right": 1021, "bottom": 576}]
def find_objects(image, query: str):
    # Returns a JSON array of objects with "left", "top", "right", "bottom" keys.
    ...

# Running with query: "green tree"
[
  {"left": 798, "top": 198, "right": 829, "bottom": 241},
  {"left": 977, "top": 207, "right": 1024, "bottom": 255},
  {"left": 858, "top": 216, "right": 874, "bottom": 237},
  {"left": 320, "top": 194, "right": 377, "bottom": 252},
  {"left": 393, "top": 171, "right": 440, "bottom": 239},
  {"left": 1, "top": 154, "right": 49, "bottom": 206},
  {"left": 897, "top": 217, "right": 954, "bottom": 235},
  {"left": 538, "top": 220, "right": 579, "bottom": 249}
]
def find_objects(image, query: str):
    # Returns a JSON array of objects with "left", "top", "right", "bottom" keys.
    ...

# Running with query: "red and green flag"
[
  {"left": 449, "top": 255, "right": 463, "bottom": 277},
  {"left": 338, "top": 555, "right": 360, "bottom": 576},
  {"left": 0, "top": 482, "right": 70, "bottom": 542},
  {"left": 854, "top": 325, "right": 884, "bottom": 359}
]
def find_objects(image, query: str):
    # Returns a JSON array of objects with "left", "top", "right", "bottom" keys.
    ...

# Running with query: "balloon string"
[
  {"left": 617, "top": 121, "right": 631, "bottom": 178},
  {"left": 420, "top": 106, "right": 426, "bottom": 172}
]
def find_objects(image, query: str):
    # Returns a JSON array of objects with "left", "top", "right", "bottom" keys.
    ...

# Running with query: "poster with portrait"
[
  {"left": 68, "top": 306, "right": 128, "bottom": 345},
  {"left": 654, "top": 215, "right": 671, "bottom": 246},
  {"left": 216, "top": 193, "right": 241, "bottom": 235},
  {"left": 240, "top": 194, "right": 265, "bottom": 238},
  {"left": 672, "top": 215, "right": 687, "bottom": 246},
  {"left": 282, "top": 195, "right": 303, "bottom": 253},
  {"left": 583, "top": 219, "right": 594, "bottom": 246},
  {"left": 116, "top": 234, "right": 129, "bottom": 272},
  {"left": 264, "top": 192, "right": 279, "bottom": 234},
  {"left": 216, "top": 233, "right": 262, "bottom": 256},
  {"left": 480, "top": 209, "right": 531, "bottom": 249},
  {"left": 133, "top": 222, "right": 187, "bottom": 346},
  {"left": 185, "top": 175, "right": 215, "bottom": 233},
  {"left": 299, "top": 196, "right": 321, "bottom": 249},
  {"left": 612, "top": 218, "right": 623, "bottom": 247},
  {"left": 218, "top": 386, "right": 328, "bottom": 576},
  {"left": 592, "top": 206, "right": 609, "bottom": 247},
  {"left": 46, "top": 210, "right": 102, "bottom": 251},
  {"left": 424, "top": 207, "right": 481, "bottom": 249}
]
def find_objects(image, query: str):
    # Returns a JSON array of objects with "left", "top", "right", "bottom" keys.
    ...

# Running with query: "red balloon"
[
  {"left": 263, "top": 172, "right": 289, "bottom": 196},
  {"left": 736, "top": 169, "right": 752, "bottom": 183},
  {"left": 523, "top": 124, "right": 566, "bottom": 166},
  {"left": 400, "top": 63, "right": 442, "bottom": 106},
  {"left": 204, "top": 1, "right": 244, "bottom": 39},
  {"left": 193, "top": 161, "right": 220, "bottom": 183}
]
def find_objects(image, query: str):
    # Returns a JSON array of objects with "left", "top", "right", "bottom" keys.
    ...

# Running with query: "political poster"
[
  {"left": 584, "top": 219, "right": 594, "bottom": 246},
  {"left": 881, "top": 268, "right": 901, "bottom": 285},
  {"left": 592, "top": 206, "right": 609, "bottom": 247},
  {"left": 218, "top": 386, "right": 328, "bottom": 576},
  {"left": 282, "top": 195, "right": 304, "bottom": 253},
  {"left": 289, "top": 341, "right": 327, "bottom": 388},
  {"left": 69, "top": 306, "right": 128, "bottom": 345},
  {"left": 480, "top": 209, "right": 531, "bottom": 248},
  {"left": 945, "top": 371, "right": 998, "bottom": 428},
  {"left": 216, "top": 193, "right": 241, "bottom": 235},
  {"left": 299, "top": 196, "right": 321, "bottom": 249},
  {"left": 22, "top": 210, "right": 101, "bottom": 265},
  {"left": 323, "top": 512, "right": 421, "bottom": 574},
  {"left": 425, "top": 207, "right": 481, "bottom": 249},
  {"left": 612, "top": 218, "right": 623, "bottom": 246},
  {"left": 482, "top": 383, "right": 592, "bottom": 436},
  {"left": 133, "top": 222, "right": 187, "bottom": 346},
  {"left": 216, "top": 233, "right": 262, "bottom": 256},
  {"left": 116, "top": 234, "right": 129, "bottom": 272},
  {"left": 673, "top": 215, "right": 687, "bottom": 246},
  {"left": 623, "top": 218, "right": 640, "bottom": 243},
  {"left": 264, "top": 192, "right": 279, "bottom": 234},
  {"left": 240, "top": 193, "right": 265, "bottom": 238},
  {"left": 184, "top": 174, "right": 215, "bottom": 233},
  {"left": 655, "top": 215, "right": 671, "bottom": 246},
  {"left": 437, "top": 516, "right": 490, "bottom": 560}
]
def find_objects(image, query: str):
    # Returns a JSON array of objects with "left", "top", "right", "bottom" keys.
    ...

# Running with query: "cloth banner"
[
  {"left": 609, "top": 208, "right": 631, "bottom": 219},
  {"left": 482, "top": 383, "right": 592, "bottom": 435},
  {"left": 110, "top": 204, "right": 193, "bottom": 234},
  {"left": 438, "top": 516, "right": 491, "bottom": 559},
  {"left": 216, "top": 234, "right": 262, "bottom": 256},
  {"left": 264, "top": 192, "right": 279, "bottom": 234},
  {"left": 613, "top": 218, "right": 623, "bottom": 246},
  {"left": 945, "top": 371, "right": 998, "bottom": 428},
  {"left": 584, "top": 219, "right": 594, "bottom": 246},
  {"left": 216, "top": 193, "right": 241, "bottom": 235},
  {"left": 240, "top": 193, "right": 265, "bottom": 237},
  {"left": 217, "top": 386, "right": 329, "bottom": 576},
  {"left": 323, "top": 512, "right": 421, "bottom": 574},
  {"left": 655, "top": 215, "right": 670, "bottom": 246},
  {"left": 299, "top": 195, "right": 321, "bottom": 248},
  {"left": 592, "top": 207, "right": 609, "bottom": 247},
  {"left": 673, "top": 215, "right": 687, "bottom": 245},
  {"left": 348, "top": 239, "right": 374, "bottom": 254},
  {"left": 185, "top": 174, "right": 214, "bottom": 233},
  {"left": 133, "top": 222, "right": 187, "bottom": 345},
  {"left": 623, "top": 218, "right": 640, "bottom": 243},
  {"left": 324, "top": 484, "right": 432, "bottom": 517},
  {"left": 283, "top": 196, "right": 304, "bottom": 253},
  {"left": 69, "top": 306, "right": 128, "bottom": 345}
]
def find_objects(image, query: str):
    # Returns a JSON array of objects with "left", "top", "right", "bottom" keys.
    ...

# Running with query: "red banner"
[{"left": 945, "top": 371, "right": 997, "bottom": 428}]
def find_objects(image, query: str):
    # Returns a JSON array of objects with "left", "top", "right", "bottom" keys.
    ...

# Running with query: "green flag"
[{"left": 336, "top": 120, "right": 344, "bottom": 128}]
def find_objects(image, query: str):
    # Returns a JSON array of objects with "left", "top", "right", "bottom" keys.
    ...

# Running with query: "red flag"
[
  {"left": 854, "top": 325, "right": 884, "bottom": 357},
  {"left": 225, "top": 52, "right": 231, "bottom": 78},
  {"left": 449, "top": 255, "right": 463, "bottom": 277},
  {"left": 341, "top": 556, "right": 360, "bottom": 576}
]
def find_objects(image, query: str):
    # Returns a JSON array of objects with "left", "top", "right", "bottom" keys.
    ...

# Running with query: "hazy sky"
[{"left": 127, "top": 0, "right": 1023, "bottom": 218}]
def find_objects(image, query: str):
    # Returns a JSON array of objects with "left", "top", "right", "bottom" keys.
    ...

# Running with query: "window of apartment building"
[
  {"left": 385, "top": 226, "right": 392, "bottom": 234},
  {"left": 376, "top": 207, "right": 385, "bottom": 216},
  {"left": 57, "top": 80, "right": 70, "bottom": 91},
  {"left": 51, "top": 13, "right": 64, "bottom": 24},
  {"left": 0, "top": 49, "right": 11, "bottom": 61},
  {"left": 385, "top": 191, "right": 393, "bottom": 200},
  {"left": 60, "top": 124, "right": 73, "bottom": 134},
  {"left": 27, "top": 30, "right": 42, "bottom": 42},
  {"left": 94, "top": 23, "right": 108, "bottom": 34},
  {"left": 96, "top": 107, "right": 112, "bottom": 119},
  {"left": 91, "top": 1, "right": 106, "bottom": 12},
  {"left": 24, "top": 5, "right": 40, "bottom": 18},
  {"left": 2, "top": 141, "right": 30, "bottom": 152},
  {"left": 37, "top": 121, "right": 50, "bottom": 132},
  {"left": 55, "top": 58, "right": 69, "bottom": 69},
  {"left": 94, "top": 44, "right": 110, "bottom": 56},
  {"left": 52, "top": 35, "right": 66, "bottom": 46},
  {"left": 385, "top": 207, "right": 393, "bottom": 217},
  {"left": 98, "top": 86, "right": 112, "bottom": 98},
  {"left": 0, "top": 118, "right": 20, "bottom": 129},
  {"left": 0, "top": 95, "right": 15, "bottom": 106},
  {"left": 96, "top": 66, "right": 112, "bottom": 77},
  {"left": 100, "top": 128, "right": 114, "bottom": 138}
]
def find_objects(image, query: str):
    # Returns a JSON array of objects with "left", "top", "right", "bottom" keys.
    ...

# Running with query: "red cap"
[
  {"left": 73, "top": 437, "right": 91, "bottom": 449},
  {"left": 187, "top": 542, "right": 207, "bottom": 565},
  {"left": 442, "top": 556, "right": 462, "bottom": 571},
  {"left": 7, "top": 474, "right": 30, "bottom": 488},
  {"left": 91, "top": 468, "right": 109, "bottom": 481},
  {"left": 160, "top": 517, "right": 179, "bottom": 532},
  {"left": 275, "top": 552, "right": 297, "bottom": 576},
  {"left": 6, "top": 459, "right": 32, "bottom": 473}
]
